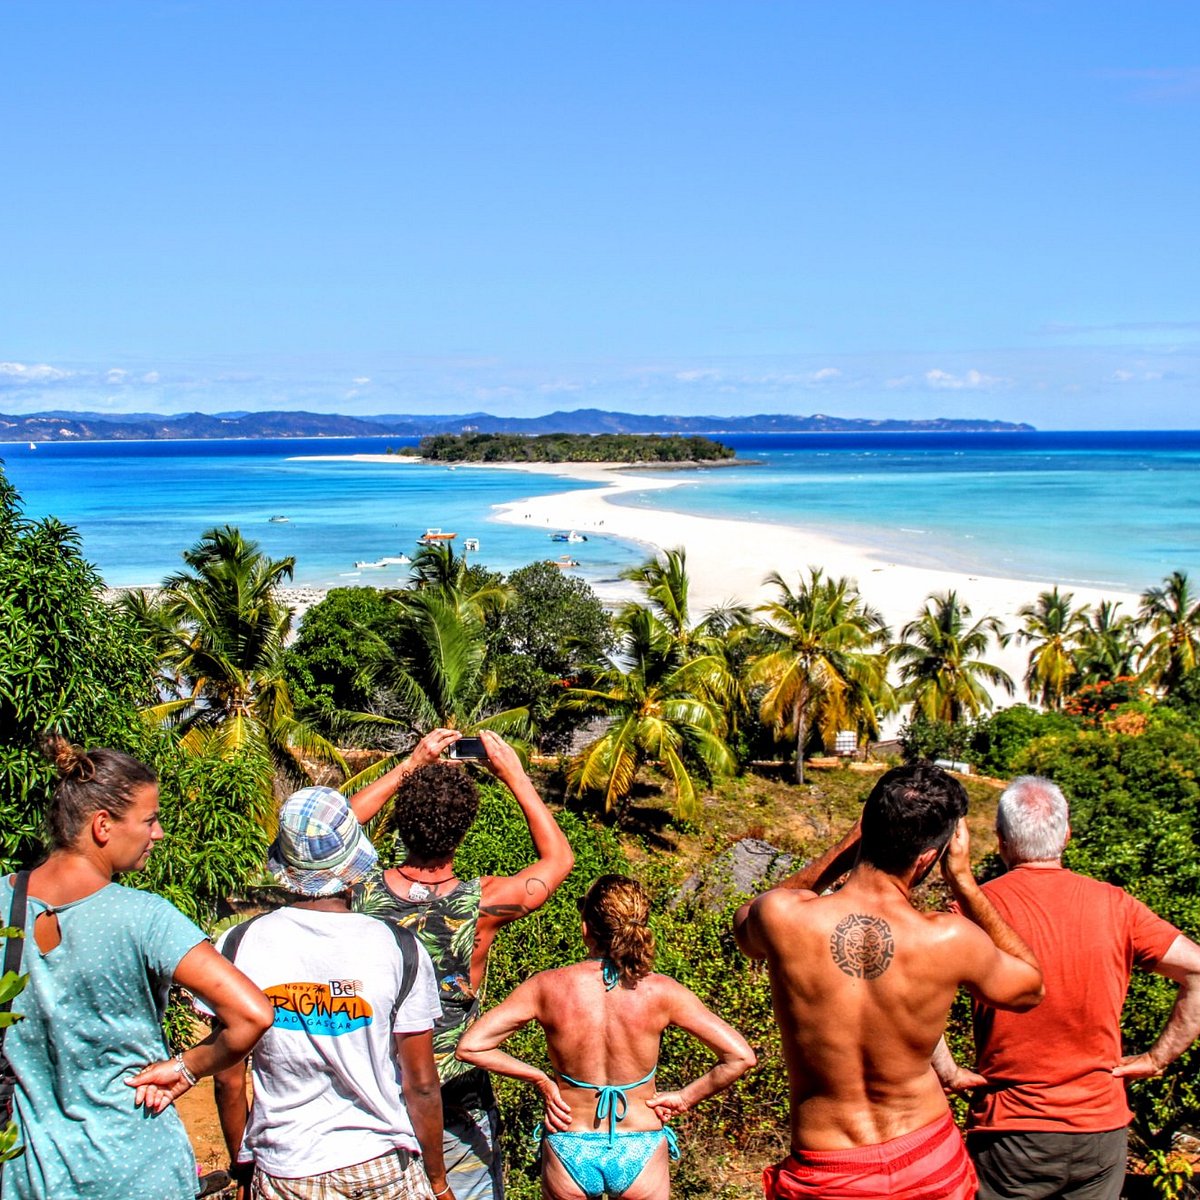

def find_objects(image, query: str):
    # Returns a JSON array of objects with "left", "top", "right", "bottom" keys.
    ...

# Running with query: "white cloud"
[
  {"left": 142, "top": 371, "right": 160, "bottom": 384},
  {"left": 924, "top": 368, "right": 1004, "bottom": 390},
  {"left": 352, "top": 376, "right": 371, "bottom": 385},
  {"left": 106, "top": 368, "right": 128, "bottom": 383},
  {"left": 0, "top": 361, "right": 70, "bottom": 383},
  {"left": 811, "top": 367, "right": 841, "bottom": 382},
  {"left": 675, "top": 369, "right": 721, "bottom": 383}
]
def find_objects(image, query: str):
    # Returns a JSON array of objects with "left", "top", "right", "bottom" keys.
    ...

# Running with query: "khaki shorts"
[{"left": 253, "top": 1148, "right": 433, "bottom": 1200}]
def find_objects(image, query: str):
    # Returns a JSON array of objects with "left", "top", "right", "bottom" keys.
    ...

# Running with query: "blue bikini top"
[{"left": 555, "top": 957, "right": 657, "bottom": 1144}]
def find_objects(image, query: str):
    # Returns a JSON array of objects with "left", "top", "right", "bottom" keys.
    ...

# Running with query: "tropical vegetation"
[{"left": 400, "top": 431, "right": 735, "bottom": 463}]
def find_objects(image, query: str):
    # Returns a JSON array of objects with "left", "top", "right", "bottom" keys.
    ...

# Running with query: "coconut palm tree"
[
  {"left": 894, "top": 591, "right": 1013, "bottom": 724},
  {"left": 145, "top": 525, "right": 345, "bottom": 785},
  {"left": 1138, "top": 570, "right": 1200, "bottom": 693},
  {"left": 405, "top": 542, "right": 512, "bottom": 620},
  {"left": 564, "top": 604, "right": 737, "bottom": 820},
  {"left": 1075, "top": 599, "right": 1142, "bottom": 687},
  {"left": 1016, "top": 587, "right": 1090, "bottom": 710},
  {"left": 359, "top": 584, "right": 528, "bottom": 739},
  {"left": 745, "top": 567, "right": 893, "bottom": 783}
]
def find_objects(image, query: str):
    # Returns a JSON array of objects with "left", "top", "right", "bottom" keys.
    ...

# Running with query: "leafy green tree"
[
  {"left": 1016, "top": 587, "right": 1089, "bottom": 710},
  {"left": 0, "top": 468, "right": 159, "bottom": 869},
  {"left": 1138, "top": 570, "right": 1200, "bottom": 694},
  {"left": 746, "top": 568, "right": 892, "bottom": 783},
  {"left": 967, "top": 705, "right": 1078, "bottom": 777},
  {"left": 142, "top": 525, "right": 344, "bottom": 785},
  {"left": 284, "top": 587, "right": 401, "bottom": 722},
  {"left": 564, "top": 605, "right": 737, "bottom": 820},
  {"left": 894, "top": 591, "right": 1013, "bottom": 725},
  {"left": 406, "top": 543, "right": 510, "bottom": 620},
  {"left": 490, "top": 560, "right": 613, "bottom": 677}
]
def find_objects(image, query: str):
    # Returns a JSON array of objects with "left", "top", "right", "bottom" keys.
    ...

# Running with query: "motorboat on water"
[
  {"left": 354, "top": 559, "right": 387, "bottom": 569},
  {"left": 548, "top": 554, "right": 581, "bottom": 569},
  {"left": 463, "top": 538, "right": 480, "bottom": 552},
  {"left": 378, "top": 555, "right": 411, "bottom": 565},
  {"left": 550, "top": 530, "right": 587, "bottom": 542},
  {"left": 418, "top": 528, "right": 457, "bottom": 544},
  {"left": 268, "top": 515, "right": 290, "bottom": 523}
]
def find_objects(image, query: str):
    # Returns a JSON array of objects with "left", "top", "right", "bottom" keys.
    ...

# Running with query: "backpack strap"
[
  {"left": 2, "top": 872, "right": 30, "bottom": 1056},
  {"left": 381, "top": 919, "right": 421, "bottom": 1014},
  {"left": 217, "top": 911, "right": 269, "bottom": 966}
]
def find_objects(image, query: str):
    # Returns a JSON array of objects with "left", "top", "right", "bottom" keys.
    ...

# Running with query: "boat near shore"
[{"left": 418, "top": 527, "right": 457, "bottom": 544}]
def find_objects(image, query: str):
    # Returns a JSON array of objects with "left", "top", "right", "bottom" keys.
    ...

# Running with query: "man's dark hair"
[
  {"left": 858, "top": 762, "right": 968, "bottom": 875},
  {"left": 388, "top": 763, "right": 479, "bottom": 861}
]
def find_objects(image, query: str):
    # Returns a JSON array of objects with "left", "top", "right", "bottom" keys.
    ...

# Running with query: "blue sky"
[{"left": 2, "top": 1, "right": 1197, "bottom": 428}]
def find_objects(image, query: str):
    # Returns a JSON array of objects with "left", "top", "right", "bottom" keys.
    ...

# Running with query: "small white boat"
[
  {"left": 551, "top": 530, "right": 587, "bottom": 543},
  {"left": 548, "top": 554, "right": 581, "bottom": 569},
  {"left": 268, "top": 515, "right": 289, "bottom": 523},
  {"left": 378, "top": 555, "right": 411, "bottom": 565},
  {"left": 28, "top": 442, "right": 36, "bottom": 450},
  {"left": 354, "top": 559, "right": 388, "bottom": 569},
  {"left": 418, "top": 528, "right": 457, "bottom": 544},
  {"left": 463, "top": 538, "right": 480, "bottom": 552}
]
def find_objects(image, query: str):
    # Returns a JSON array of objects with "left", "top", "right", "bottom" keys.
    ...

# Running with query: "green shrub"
[{"left": 969, "top": 705, "right": 1078, "bottom": 777}]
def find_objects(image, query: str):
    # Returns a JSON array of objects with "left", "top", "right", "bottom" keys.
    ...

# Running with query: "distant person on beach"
[
  {"left": 734, "top": 762, "right": 1044, "bottom": 1200},
  {"left": 350, "top": 728, "right": 575, "bottom": 1200},
  {"left": 0, "top": 736, "right": 272, "bottom": 1200},
  {"left": 210, "top": 786, "right": 449, "bottom": 1200},
  {"left": 933, "top": 775, "right": 1200, "bottom": 1200},
  {"left": 456, "top": 874, "right": 756, "bottom": 1200}
]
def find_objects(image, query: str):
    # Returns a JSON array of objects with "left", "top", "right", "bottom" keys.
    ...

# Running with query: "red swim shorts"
[{"left": 763, "top": 1111, "right": 977, "bottom": 1200}]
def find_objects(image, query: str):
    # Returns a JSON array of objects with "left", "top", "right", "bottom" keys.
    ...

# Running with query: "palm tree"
[
  {"left": 1075, "top": 599, "right": 1142, "bottom": 686},
  {"left": 1016, "top": 587, "right": 1090, "bottom": 710},
  {"left": 620, "top": 548, "right": 749, "bottom": 718},
  {"left": 1138, "top": 570, "right": 1200, "bottom": 693},
  {"left": 894, "top": 591, "right": 1013, "bottom": 724},
  {"left": 359, "top": 584, "right": 528, "bottom": 739},
  {"left": 405, "top": 542, "right": 512, "bottom": 621},
  {"left": 145, "top": 525, "right": 345, "bottom": 785},
  {"left": 564, "top": 604, "right": 737, "bottom": 820},
  {"left": 745, "top": 567, "right": 892, "bottom": 783}
]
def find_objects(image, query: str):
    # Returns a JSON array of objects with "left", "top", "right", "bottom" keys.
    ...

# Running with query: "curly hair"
[
  {"left": 388, "top": 763, "right": 479, "bottom": 861},
  {"left": 40, "top": 733, "right": 157, "bottom": 850},
  {"left": 581, "top": 874, "right": 655, "bottom": 988}
]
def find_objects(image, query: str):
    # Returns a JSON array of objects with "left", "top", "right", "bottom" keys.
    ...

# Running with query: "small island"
[{"left": 399, "top": 431, "right": 737, "bottom": 464}]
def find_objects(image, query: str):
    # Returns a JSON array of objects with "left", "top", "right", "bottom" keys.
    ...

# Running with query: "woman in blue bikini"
[{"left": 457, "top": 874, "right": 755, "bottom": 1199}]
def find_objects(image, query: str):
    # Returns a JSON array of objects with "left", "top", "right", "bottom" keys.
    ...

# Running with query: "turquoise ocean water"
[{"left": 2, "top": 431, "right": 1198, "bottom": 594}]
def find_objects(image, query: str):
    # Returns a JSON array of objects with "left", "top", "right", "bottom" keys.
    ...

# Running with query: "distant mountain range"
[{"left": 0, "top": 408, "right": 1035, "bottom": 442}]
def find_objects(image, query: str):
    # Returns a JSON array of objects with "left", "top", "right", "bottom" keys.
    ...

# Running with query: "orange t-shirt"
[{"left": 967, "top": 865, "right": 1179, "bottom": 1133}]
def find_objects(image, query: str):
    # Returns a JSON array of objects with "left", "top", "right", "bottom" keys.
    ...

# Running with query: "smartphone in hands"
[{"left": 449, "top": 736, "right": 488, "bottom": 761}]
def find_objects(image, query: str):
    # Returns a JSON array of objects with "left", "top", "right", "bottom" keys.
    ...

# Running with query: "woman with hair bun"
[
  {"left": 457, "top": 875, "right": 755, "bottom": 1200},
  {"left": 0, "top": 736, "right": 273, "bottom": 1200}
]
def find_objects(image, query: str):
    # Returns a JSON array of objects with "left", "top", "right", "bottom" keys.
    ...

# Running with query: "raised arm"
[
  {"left": 476, "top": 731, "right": 574, "bottom": 924},
  {"left": 941, "top": 820, "right": 1044, "bottom": 1012},
  {"left": 125, "top": 942, "right": 273, "bottom": 1114},
  {"left": 1113, "top": 933, "right": 1200, "bottom": 1079},
  {"left": 645, "top": 981, "right": 756, "bottom": 1121},
  {"left": 456, "top": 976, "right": 573, "bottom": 1131},
  {"left": 348, "top": 728, "right": 462, "bottom": 824},
  {"left": 775, "top": 817, "right": 862, "bottom": 894}
]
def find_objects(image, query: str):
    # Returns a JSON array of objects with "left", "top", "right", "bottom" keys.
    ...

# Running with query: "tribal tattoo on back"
[{"left": 830, "top": 913, "right": 895, "bottom": 979}]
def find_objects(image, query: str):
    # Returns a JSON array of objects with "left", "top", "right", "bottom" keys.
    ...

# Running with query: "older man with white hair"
[{"left": 936, "top": 774, "right": 1200, "bottom": 1200}]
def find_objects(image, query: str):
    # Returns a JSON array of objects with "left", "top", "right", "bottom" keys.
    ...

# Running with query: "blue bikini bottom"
[{"left": 544, "top": 1128, "right": 680, "bottom": 1198}]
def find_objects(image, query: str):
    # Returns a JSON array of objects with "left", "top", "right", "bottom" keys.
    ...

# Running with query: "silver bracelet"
[
  {"left": 173, "top": 1052, "right": 198, "bottom": 1088},
  {"left": 432, "top": 1187, "right": 452, "bottom": 1198}
]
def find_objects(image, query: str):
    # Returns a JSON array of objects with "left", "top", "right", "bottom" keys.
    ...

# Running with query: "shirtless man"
[{"left": 734, "top": 762, "right": 1045, "bottom": 1200}]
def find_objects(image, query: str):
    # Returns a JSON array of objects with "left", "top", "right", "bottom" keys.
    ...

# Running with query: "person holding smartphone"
[{"left": 349, "top": 728, "right": 575, "bottom": 1200}]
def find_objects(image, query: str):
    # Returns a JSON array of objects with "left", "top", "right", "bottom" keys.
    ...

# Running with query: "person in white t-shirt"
[{"left": 210, "top": 786, "right": 450, "bottom": 1200}]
